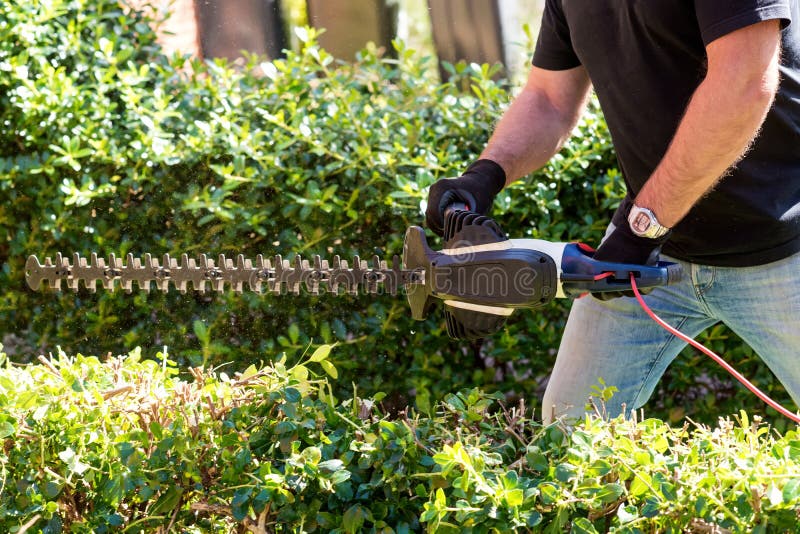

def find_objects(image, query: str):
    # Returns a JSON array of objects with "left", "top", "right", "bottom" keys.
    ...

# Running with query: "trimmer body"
[{"left": 403, "top": 211, "right": 681, "bottom": 339}]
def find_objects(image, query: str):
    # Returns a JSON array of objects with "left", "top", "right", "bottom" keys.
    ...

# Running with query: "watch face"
[{"left": 631, "top": 211, "right": 652, "bottom": 234}]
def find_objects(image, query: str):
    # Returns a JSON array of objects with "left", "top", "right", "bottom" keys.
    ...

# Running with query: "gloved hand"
[
  {"left": 425, "top": 159, "right": 506, "bottom": 236},
  {"left": 592, "top": 197, "right": 670, "bottom": 300}
]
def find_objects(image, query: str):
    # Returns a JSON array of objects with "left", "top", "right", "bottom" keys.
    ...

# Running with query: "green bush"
[
  {"left": 1, "top": 346, "right": 799, "bottom": 533},
  {"left": 0, "top": 0, "right": 790, "bottom": 424}
]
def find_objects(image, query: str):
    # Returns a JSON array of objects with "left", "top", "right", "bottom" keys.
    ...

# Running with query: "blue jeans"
[{"left": 542, "top": 246, "right": 800, "bottom": 423}]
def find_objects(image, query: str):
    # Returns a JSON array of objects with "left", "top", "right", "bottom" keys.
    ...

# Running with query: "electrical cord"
[{"left": 628, "top": 273, "right": 800, "bottom": 424}]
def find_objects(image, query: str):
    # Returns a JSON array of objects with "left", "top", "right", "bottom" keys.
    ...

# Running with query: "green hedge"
[
  {"left": 0, "top": 0, "right": 791, "bottom": 424},
  {"left": 1, "top": 346, "right": 799, "bottom": 533}
]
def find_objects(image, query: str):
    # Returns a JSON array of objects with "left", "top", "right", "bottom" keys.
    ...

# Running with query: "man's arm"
[
  {"left": 481, "top": 64, "right": 592, "bottom": 185},
  {"left": 423, "top": 65, "right": 590, "bottom": 234},
  {"left": 635, "top": 19, "right": 782, "bottom": 228}
]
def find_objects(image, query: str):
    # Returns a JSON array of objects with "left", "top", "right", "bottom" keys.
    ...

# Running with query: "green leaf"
[
  {"left": 150, "top": 423, "right": 164, "bottom": 442},
  {"left": 288, "top": 323, "right": 300, "bottom": 344},
  {"left": 192, "top": 320, "right": 208, "bottom": 342},
  {"left": 330, "top": 470, "right": 352, "bottom": 485},
  {"left": 435, "top": 487, "right": 446, "bottom": 508},
  {"left": 342, "top": 504, "right": 366, "bottom": 533},
  {"left": 309, "top": 344, "right": 332, "bottom": 362},
  {"left": 596, "top": 483, "right": 625, "bottom": 504},
  {"left": 555, "top": 462, "right": 578, "bottom": 482},
  {"left": 694, "top": 495, "right": 708, "bottom": 516},
  {"left": 505, "top": 488, "right": 524, "bottom": 507},
  {"left": 302, "top": 446, "right": 321, "bottom": 464},
  {"left": 420, "top": 506, "right": 439, "bottom": 523},
  {"left": 526, "top": 511, "right": 543, "bottom": 527},
  {"left": 570, "top": 517, "right": 599, "bottom": 534},
  {"left": 629, "top": 473, "right": 652, "bottom": 497},
  {"left": 539, "top": 483, "right": 561, "bottom": 505},
  {"left": 634, "top": 450, "right": 652, "bottom": 466},
  {"left": 44, "top": 481, "right": 62, "bottom": 499},
  {"left": 151, "top": 487, "right": 183, "bottom": 515},
  {"left": 332, "top": 319, "right": 347, "bottom": 340},
  {"left": 230, "top": 488, "right": 252, "bottom": 522},
  {"left": 652, "top": 434, "right": 670, "bottom": 454},
  {"left": 320, "top": 360, "right": 338, "bottom": 379},
  {"left": 241, "top": 364, "right": 258, "bottom": 379},
  {"left": 0, "top": 420, "right": 15, "bottom": 439},
  {"left": 284, "top": 387, "right": 301, "bottom": 403},
  {"left": 641, "top": 497, "right": 660, "bottom": 518},
  {"left": 526, "top": 449, "right": 549, "bottom": 472},
  {"left": 783, "top": 478, "right": 800, "bottom": 503},
  {"left": 318, "top": 459, "right": 344, "bottom": 472},
  {"left": 586, "top": 459, "right": 612, "bottom": 477},
  {"left": 291, "top": 364, "right": 309, "bottom": 380}
]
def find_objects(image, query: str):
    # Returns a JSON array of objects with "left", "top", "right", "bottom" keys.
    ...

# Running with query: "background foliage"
[{"left": 0, "top": 0, "right": 792, "bottom": 430}]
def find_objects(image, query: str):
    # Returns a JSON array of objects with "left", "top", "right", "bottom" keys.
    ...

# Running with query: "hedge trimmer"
[
  {"left": 26, "top": 206, "right": 680, "bottom": 340},
  {"left": 25, "top": 206, "right": 800, "bottom": 422}
]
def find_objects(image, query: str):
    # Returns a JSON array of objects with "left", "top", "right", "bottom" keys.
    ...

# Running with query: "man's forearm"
[
  {"left": 481, "top": 90, "right": 581, "bottom": 184},
  {"left": 480, "top": 66, "right": 591, "bottom": 185},
  {"left": 635, "top": 21, "right": 781, "bottom": 228}
]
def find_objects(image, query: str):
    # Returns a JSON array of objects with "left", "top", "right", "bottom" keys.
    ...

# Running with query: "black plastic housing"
[{"left": 403, "top": 224, "right": 559, "bottom": 339}]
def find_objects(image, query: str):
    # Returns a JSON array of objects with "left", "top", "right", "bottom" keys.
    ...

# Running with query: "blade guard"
[{"left": 403, "top": 226, "right": 438, "bottom": 322}]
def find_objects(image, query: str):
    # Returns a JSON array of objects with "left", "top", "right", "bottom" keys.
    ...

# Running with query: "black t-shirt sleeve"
[
  {"left": 532, "top": 0, "right": 581, "bottom": 70},
  {"left": 695, "top": 0, "right": 792, "bottom": 45}
]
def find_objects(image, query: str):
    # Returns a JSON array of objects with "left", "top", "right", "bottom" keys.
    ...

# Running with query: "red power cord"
[{"left": 627, "top": 273, "right": 800, "bottom": 424}]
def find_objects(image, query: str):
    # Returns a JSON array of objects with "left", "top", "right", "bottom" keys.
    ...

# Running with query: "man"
[{"left": 426, "top": 1, "right": 800, "bottom": 423}]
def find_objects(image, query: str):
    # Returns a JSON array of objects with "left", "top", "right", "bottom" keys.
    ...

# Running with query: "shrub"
[
  {"left": 1, "top": 345, "right": 798, "bottom": 533},
  {"left": 0, "top": 0, "right": 789, "bottom": 424}
]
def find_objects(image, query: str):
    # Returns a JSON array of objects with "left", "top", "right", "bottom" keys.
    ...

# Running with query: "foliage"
[
  {"left": 1, "top": 346, "right": 799, "bottom": 533},
  {"left": 0, "top": 0, "right": 790, "bottom": 426}
]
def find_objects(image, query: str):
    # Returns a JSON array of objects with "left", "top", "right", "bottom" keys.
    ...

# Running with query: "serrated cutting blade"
[{"left": 24, "top": 251, "right": 425, "bottom": 296}]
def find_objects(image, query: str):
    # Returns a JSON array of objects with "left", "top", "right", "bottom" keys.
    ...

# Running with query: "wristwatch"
[{"left": 628, "top": 204, "right": 670, "bottom": 239}]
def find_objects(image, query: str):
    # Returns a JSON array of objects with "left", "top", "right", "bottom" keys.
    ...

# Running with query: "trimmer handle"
[
  {"left": 559, "top": 243, "right": 682, "bottom": 296},
  {"left": 443, "top": 201, "right": 469, "bottom": 218}
]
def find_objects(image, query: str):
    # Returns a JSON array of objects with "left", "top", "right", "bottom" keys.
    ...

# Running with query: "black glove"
[
  {"left": 425, "top": 159, "right": 506, "bottom": 236},
  {"left": 592, "top": 197, "right": 670, "bottom": 300}
]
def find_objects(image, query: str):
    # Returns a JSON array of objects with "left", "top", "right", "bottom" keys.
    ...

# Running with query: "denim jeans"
[{"left": 542, "top": 242, "right": 800, "bottom": 424}]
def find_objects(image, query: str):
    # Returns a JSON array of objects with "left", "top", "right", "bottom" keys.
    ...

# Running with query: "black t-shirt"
[{"left": 533, "top": 0, "right": 800, "bottom": 267}]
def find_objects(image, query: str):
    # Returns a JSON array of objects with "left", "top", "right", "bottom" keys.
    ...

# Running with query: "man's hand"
[
  {"left": 425, "top": 159, "right": 506, "bottom": 236},
  {"left": 592, "top": 198, "right": 669, "bottom": 300}
]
